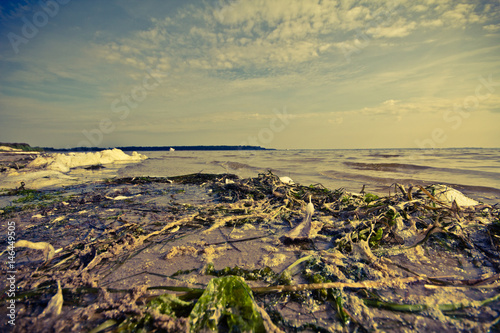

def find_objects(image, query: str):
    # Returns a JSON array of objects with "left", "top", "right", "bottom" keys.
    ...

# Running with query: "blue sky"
[{"left": 0, "top": 0, "right": 499, "bottom": 149}]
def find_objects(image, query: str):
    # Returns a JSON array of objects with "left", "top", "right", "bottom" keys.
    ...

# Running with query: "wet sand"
[{"left": 0, "top": 156, "right": 499, "bottom": 332}]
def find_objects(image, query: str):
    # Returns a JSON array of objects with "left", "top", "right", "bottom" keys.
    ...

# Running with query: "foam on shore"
[
  {"left": 1, "top": 149, "right": 147, "bottom": 189},
  {"left": 27, "top": 148, "right": 147, "bottom": 173},
  {"left": 432, "top": 184, "right": 479, "bottom": 207}
]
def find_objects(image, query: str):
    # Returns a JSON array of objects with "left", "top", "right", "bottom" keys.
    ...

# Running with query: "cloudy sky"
[{"left": 0, "top": 0, "right": 499, "bottom": 149}]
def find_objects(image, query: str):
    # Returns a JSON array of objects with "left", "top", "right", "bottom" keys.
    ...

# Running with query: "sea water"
[{"left": 117, "top": 148, "right": 500, "bottom": 204}]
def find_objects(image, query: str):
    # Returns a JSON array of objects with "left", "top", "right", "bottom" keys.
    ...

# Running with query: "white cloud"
[
  {"left": 367, "top": 18, "right": 417, "bottom": 38},
  {"left": 87, "top": 0, "right": 496, "bottom": 78},
  {"left": 420, "top": 19, "right": 444, "bottom": 28},
  {"left": 441, "top": 3, "right": 484, "bottom": 26},
  {"left": 328, "top": 117, "right": 344, "bottom": 125},
  {"left": 483, "top": 23, "right": 500, "bottom": 32}
]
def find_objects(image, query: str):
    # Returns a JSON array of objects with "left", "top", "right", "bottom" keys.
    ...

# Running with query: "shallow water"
[{"left": 118, "top": 148, "right": 500, "bottom": 204}]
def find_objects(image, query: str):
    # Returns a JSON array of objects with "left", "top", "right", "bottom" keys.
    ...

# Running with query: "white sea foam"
[
  {"left": 27, "top": 149, "right": 147, "bottom": 173},
  {"left": 432, "top": 185, "right": 479, "bottom": 207},
  {"left": 0, "top": 149, "right": 147, "bottom": 189}
]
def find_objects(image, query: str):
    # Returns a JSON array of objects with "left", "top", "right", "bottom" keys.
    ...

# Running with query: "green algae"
[
  {"left": 115, "top": 294, "right": 194, "bottom": 331},
  {"left": 189, "top": 276, "right": 266, "bottom": 332},
  {"left": 205, "top": 263, "right": 277, "bottom": 282}
]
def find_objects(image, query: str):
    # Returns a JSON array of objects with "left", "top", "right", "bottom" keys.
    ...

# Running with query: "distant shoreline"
[{"left": 43, "top": 145, "right": 272, "bottom": 152}]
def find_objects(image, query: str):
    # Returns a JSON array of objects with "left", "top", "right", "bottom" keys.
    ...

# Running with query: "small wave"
[
  {"left": 226, "top": 161, "right": 252, "bottom": 170},
  {"left": 344, "top": 162, "right": 430, "bottom": 172},
  {"left": 428, "top": 149, "right": 500, "bottom": 160},
  {"left": 367, "top": 153, "right": 402, "bottom": 158},
  {"left": 320, "top": 170, "right": 408, "bottom": 185},
  {"left": 210, "top": 160, "right": 255, "bottom": 171},
  {"left": 287, "top": 157, "right": 326, "bottom": 163},
  {"left": 450, "top": 183, "right": 500, "bottom": 196},
  {"left": 164, "top": 155, "right": 196, "bottom": 159},
  {"left": 344, "top": 161, "right": 500, "bottom": 181}
]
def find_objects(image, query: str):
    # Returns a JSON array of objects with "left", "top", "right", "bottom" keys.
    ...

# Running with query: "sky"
[{"left": 0, "top": 0, "right": 499, "bottom": 149}]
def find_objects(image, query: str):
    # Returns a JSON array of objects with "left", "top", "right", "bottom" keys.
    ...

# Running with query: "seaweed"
[
  {"left": 1, "top": 172, "right": 499, "bottom": 332},
  {"left": 205, "top": 263, "right": 277, "bottom": 282},
  {"left": 189, "top": 276, "right": 266, "bottom": 332},
  {"left": 12, "top": 190, "right": 59, "bottom": 203},
  {"left": 111, "top": 293, "right": 193, "bottom": 332}
]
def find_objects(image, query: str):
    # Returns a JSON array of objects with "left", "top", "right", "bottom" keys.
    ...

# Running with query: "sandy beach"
[{"left": 0, "top": 150, "right": 499, "bottom": 332}]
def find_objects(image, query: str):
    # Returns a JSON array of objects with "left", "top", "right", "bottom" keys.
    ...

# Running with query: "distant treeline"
[{"left": 43, "top": 145, "right": 271, "bottom": 152}]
